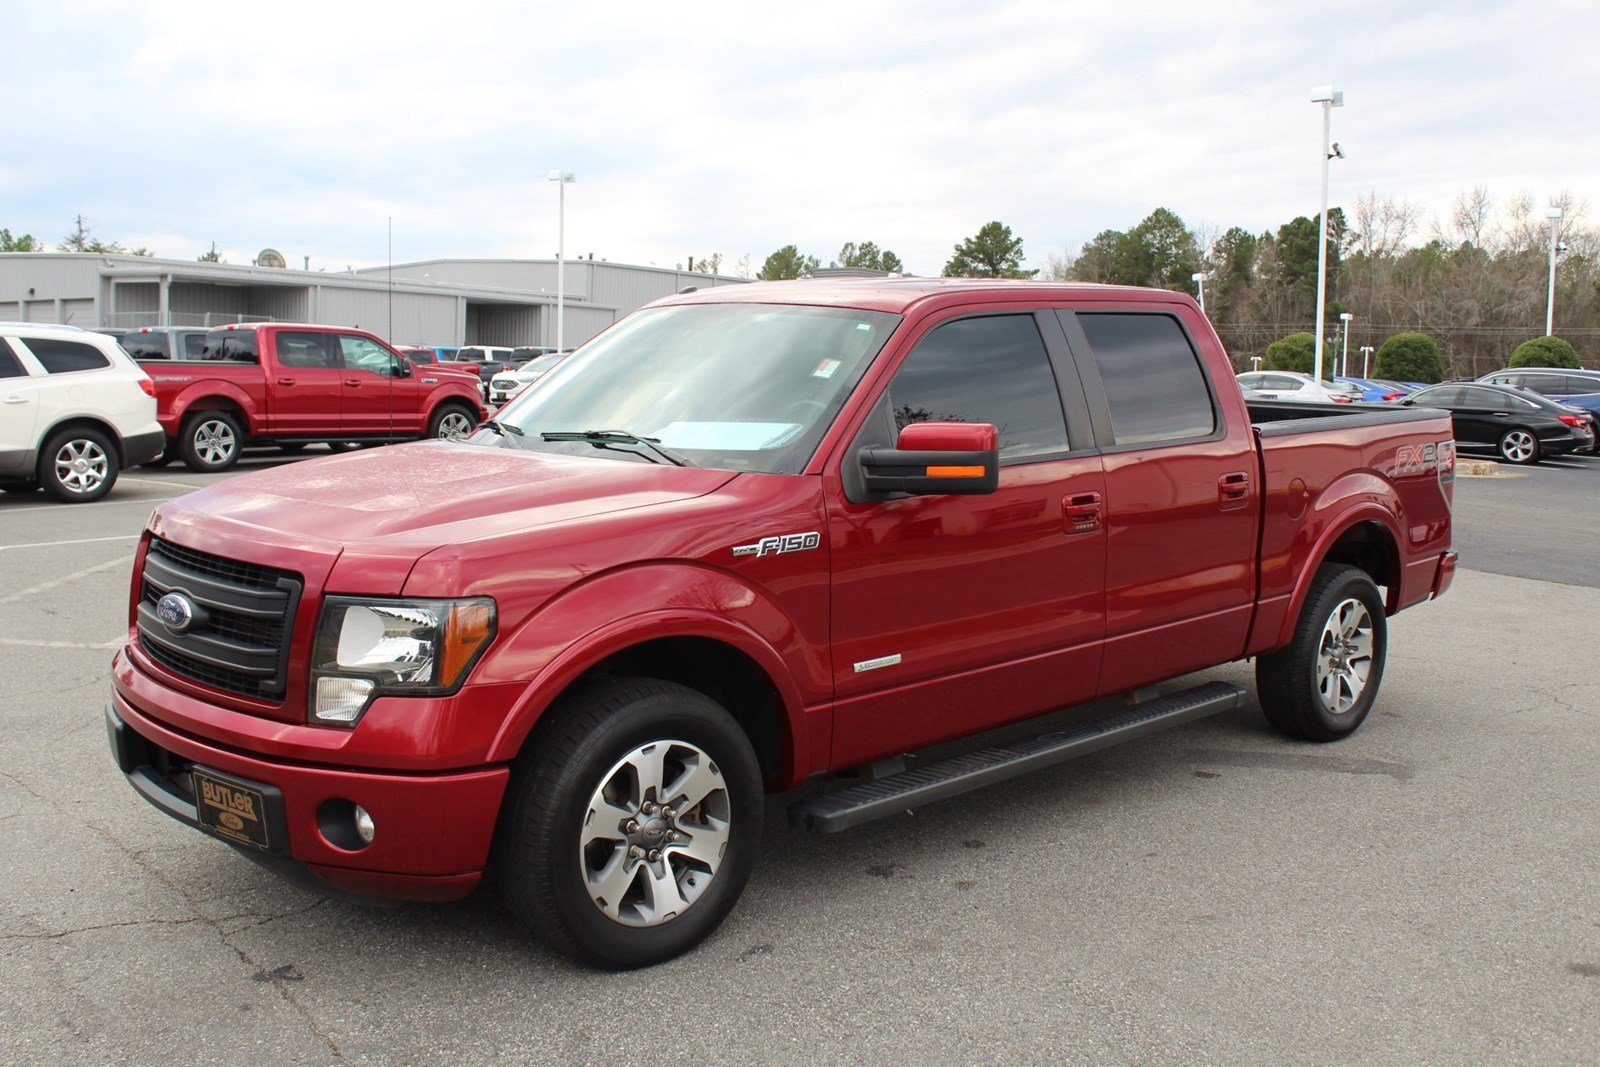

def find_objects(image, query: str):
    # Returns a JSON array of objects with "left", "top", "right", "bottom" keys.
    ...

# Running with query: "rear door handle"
[
  {"left": 276, "top": 377, "right": 296, "bottom": 386},
  {"left": 1063, "top": 491, "right": 1102, "bottom": 534},
  {"left": 344, "top": 379, "right": 361, "bottom": 388},
  {"left": 1218, "top": 471, "right": 1250, "bottom": 510}
]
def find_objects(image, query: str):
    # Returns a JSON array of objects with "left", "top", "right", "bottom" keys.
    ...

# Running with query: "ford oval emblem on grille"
[{"left": 156, "top": 592, "right": 198, "bottom": 633}]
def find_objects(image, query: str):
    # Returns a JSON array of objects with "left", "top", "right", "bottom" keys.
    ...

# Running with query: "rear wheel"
[
  {"left": 495, "top": 678, "right": 762, "bottom": 970},
  {"left": 1498, "top": 428, "right": 1540, "bottom": 464},
  {"left": 179, "top": 411, "right": 242, "bottom": 472},
  {"left": 1257, "top": 564, "right": 1387, "bottom": 742},
  {"left": 38, "top": 427, "right": 120, "bottom": 503}
]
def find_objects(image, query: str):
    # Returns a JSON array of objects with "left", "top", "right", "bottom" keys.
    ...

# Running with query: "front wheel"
[
  {"left": 495, "top": 678, "right": 763, "bottom": 970},
  {"left": 429, "top": 403, "right": 478, "bottom": 441},
  {"left": 179, "top": 412, "right": 242, "bottom": 472},
  {"left": 1256, "top": 564, "right": 1387, "bottom": 742},
  {"left": 1498, "top": 428, "right": 1540, "bottom": 465}
]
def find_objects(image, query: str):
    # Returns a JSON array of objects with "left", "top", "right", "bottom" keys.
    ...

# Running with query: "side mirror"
[
  {"left": 395, "top": 358, "right": 412, "bottom": 378},
  {"left": 859, "top": 421, "right": 1000, "bottom": 496}
]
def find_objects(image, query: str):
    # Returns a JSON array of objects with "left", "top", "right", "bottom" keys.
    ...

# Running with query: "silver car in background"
[
  {"left": 1237, "top": 370, "right": 1362, "bottom": 404},
  {"left": 488, "top": 352, "right": 568, "bottom": 406}
]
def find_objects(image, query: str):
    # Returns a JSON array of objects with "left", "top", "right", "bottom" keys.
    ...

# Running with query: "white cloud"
[{"left": 4, "top": 0, "right": 1597, "bottom": 273}]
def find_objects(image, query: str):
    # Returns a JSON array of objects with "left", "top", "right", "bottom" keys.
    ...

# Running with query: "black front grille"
[{"left": 136, "top": 538, "right": 303, "bottom": 701}]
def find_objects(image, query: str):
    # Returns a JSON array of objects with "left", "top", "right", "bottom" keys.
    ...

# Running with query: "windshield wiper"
[
  {"left": 480, "top": 418, "right": 524, "bottom": 438},
  {"left": 540, "top": 429, "right": 689, "bottom": 467}
]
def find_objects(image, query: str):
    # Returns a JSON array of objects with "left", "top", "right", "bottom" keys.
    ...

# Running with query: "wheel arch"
[
  {"left": 1276, "top": 507, "right": 1403, "bottom": 649},
  {"left": 173, "top": 386, "right": 257, "bottom": 435},
  {"left": 38, "top": 416, "right": 127, "bottom": 465},
  {"left": 487, "top": 611, "right": 812, "bottom": 792}
]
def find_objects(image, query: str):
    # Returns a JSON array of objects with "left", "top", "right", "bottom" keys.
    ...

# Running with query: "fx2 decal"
[{"left": 732, "top": 531, "right": 821, "bottom": 559}]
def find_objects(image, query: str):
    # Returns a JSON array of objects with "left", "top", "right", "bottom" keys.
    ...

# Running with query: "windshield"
[
  {"left": 517, "top": 354, "right": 564, "bottom": 377},
  {"left": 487, "top": 302, "right": 900, "bottom": 474}
]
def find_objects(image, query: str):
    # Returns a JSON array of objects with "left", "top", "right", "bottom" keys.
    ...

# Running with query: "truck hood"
[{"left": 163, "top": 441, "right": 738, "bottom": 551}]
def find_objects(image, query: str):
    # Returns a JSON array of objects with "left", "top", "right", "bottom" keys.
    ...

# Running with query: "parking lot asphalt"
[{"left": 2, "top": 451, "right": 1597, "bottom": 1065}]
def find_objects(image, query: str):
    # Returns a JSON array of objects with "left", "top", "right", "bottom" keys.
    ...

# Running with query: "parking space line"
[
  {"left": 0, "top": 534, "right": 141, "bottom": 552},
  {"left": 0, "top": 556, "right": 133, "bottom": 603},
  {"left": 0, "top": 498, "right": 160, "bottom": 514},
  {"left": 115, "top": 476, "right": 209, "bottom": 490},
  {"left": 0, "top": 637, "right": 122, "bottom": 650}
]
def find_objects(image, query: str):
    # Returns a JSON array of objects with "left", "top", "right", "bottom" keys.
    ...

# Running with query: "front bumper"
[{"left": 106, "top": 693, "right": 508, "bottom": 902}]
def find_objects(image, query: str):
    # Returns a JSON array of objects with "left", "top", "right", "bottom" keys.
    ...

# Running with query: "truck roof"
[{"left": 656, "top": 277, "right": 1193, "bottom": 315}]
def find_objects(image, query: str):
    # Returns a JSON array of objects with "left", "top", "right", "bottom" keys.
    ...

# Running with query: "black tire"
[
  {"left": 1256, "top": 564, "right": 1387, "bottom": 742},
  {"left": 278, "top": 443, "right": 308, "bottom": 455},
  {"left": 140, "top": 449, "right": 173, "bottom": 468},
  {"left": 428, "top": 402, "right": 478, "bottom": 441},
  {"left": 37, "top": 426, "right": 120, "bottom": 503},
  {"left": 1497, "top": 427, "right": 1540, "bottom": 465},
  {"left": 495, "top": 678, "right": 763, "bottom": 970},
  {"left": 1, "top": 481, "right": 40, "bottom": 494},
  {"left": 179, "top": 411, "right": 242, "bottom": 472}
]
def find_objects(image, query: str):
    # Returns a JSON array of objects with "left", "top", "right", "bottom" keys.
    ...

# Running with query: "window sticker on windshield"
[
  {"left": 655, "top": 421, "right": 801, "bottom": 451},
  {"left": 813, "top": 359, "right": 841, "bottom": 379}
]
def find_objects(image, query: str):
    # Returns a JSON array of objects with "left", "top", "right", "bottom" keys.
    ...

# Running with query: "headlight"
[{"left": 310, "top": 597, "right": 495, "bottom": 726}]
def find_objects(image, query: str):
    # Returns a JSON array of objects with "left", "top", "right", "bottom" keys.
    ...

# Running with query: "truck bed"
[{"left": 1246, "top": 399, "right": 1441, "bottom": 434}]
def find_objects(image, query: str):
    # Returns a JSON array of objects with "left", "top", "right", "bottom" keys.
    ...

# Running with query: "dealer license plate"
[{"left": 192, "top": 770, "right": 271, "bottom": 849}]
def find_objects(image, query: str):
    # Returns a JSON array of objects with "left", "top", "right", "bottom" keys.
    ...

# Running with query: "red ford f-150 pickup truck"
[
  {"left": 108, "top": 280, "right": 1456, "bottom": 968},
  {"left": 142, "top": 323, "right": 485, "bottom": 470}
]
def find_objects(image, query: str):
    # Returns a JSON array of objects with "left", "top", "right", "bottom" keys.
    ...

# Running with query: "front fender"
[{"left": 478, "top": 564, "right": 819, "bottom": 789}]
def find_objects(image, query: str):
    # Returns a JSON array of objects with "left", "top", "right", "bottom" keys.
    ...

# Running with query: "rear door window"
[
  {"left": 1520, "top": 373, "right": 1567, "bottom": 395},
  {"left": 0, "top": 339, "right": 27, "bottom": 378},
  {"left": 888, "top": 314, "right": 1068, "bottom": 462},
  {"left": 275, "top": 331, "right": 337, "bottom": 369},
  {"left": 1412, "top": 386, "right": 1463, "bottom": 407},
  {"left": 1565, "top": 375, "right": 1600, "bottom": 395},
  {"left": 24, "top": 337, "right": 112, "bottom": 373},
  {"left": 180, "top": 332, "right": 207, "bottom": 358},
  {"left": 1075, "top": 313, "right": 1217, "bottom": 446},
  {"left": 202, "top": 330, "right": 259, "bottom": 361}
]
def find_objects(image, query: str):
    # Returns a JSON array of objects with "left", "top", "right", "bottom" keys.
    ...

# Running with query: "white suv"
[{"left": 0, "top": 324, "right": 164, "bottom": 502}]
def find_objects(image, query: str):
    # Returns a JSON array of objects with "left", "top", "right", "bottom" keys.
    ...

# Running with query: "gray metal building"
[{"left": 0, "top": 253, "right": 747, "bottom": 347}]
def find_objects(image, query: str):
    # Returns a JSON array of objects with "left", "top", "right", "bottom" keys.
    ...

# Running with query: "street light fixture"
[
  {"left": 1360, "top": 344, "right": 1374, "bottom": 379},
  {"left": 548, "top": 170, "right": 576, "bottom": 352},
  {"left": 1339, "top": 311, "right": 1353, "bottom": 377},
  {"left": 1545, "top": 205, "right": 1563, "bottom": 336},
  {"left": 1311, "top": 86, "right": 1344, "bottom": 385},
  {"left": 1191, "top": 271, "right": 1210, "bottom": 315}
]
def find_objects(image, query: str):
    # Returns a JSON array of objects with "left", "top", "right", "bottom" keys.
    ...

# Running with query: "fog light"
[
  {"left": 353, "top": 805, "right": 375, "bottom": 844},
  {"left": 314, "top": 676, "right": 375, "bottom": 724}
]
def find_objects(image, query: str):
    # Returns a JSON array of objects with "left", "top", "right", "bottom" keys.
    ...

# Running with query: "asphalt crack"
[{"left": 0, "top": 768, "right": 348, "bottom": 1062}]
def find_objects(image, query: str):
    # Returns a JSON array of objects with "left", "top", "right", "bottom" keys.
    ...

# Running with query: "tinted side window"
[
  {"left": 181, "top": 333, "right": 206, "bottom": 358},
  {"left": 0, "top": 339, "right": 26, "bottom": 378},
  {"left": 26, "top": 337, "right": 112, "bottom": 373},
  {"left": 122, "top": 333, "right": 171, "bottom": 359},
  {"left": 889, "top": 314, "right": 1067, "bottom": 461},
  {"left": 1457, "top": 387, "right": 1504, "bottom": 408},
  {"left": 201, "top": 330, "right": 259, "bottom": 361},
  {"left": 1413, "top": 386, "right": 1462, "bottom": 406},
  {"left": 1521, "top": 373, "right": 1566, "bottom": 395},
  {"left": 1078, "top": 313, "right": 1216, "bottom": 445},
  {"left": 338, "top": 335, "right": 397, "bottom": 374},
  {"left": 275, "top": 331, "right": 336, "bottom": 369}
]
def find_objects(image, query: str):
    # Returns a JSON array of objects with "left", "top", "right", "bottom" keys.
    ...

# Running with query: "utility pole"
[{"left": 1311, "top": 87, "right": 1344, "bottom": 385}]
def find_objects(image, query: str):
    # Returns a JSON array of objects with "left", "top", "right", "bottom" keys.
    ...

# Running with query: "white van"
[{"left": 0, "top": 324, "right": 164, "bottom": 502}]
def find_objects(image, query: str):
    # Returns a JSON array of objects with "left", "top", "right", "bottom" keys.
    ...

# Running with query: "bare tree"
[{"left": 1352, "top": 192, "right": 1420, "bottom": 257}]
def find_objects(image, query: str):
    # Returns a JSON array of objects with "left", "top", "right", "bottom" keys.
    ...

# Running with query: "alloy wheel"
[
  {"left": 438, "top": 412, "right": 474, "bottom": 440},
  {"left": 579, "top": 739, "right": 731, "bottom": 927},
  {"left": 1500, "top": 430, "right": 1536, "bottom": 463},
  {"left": 52, "top": 438, "right": 109, "bottom": 495},
  {"left": 1315, "top": 597, "right": 1374, "bottom": 715},
  {"left": 194, "top": 419, "right": 237, "bottom": 465}
]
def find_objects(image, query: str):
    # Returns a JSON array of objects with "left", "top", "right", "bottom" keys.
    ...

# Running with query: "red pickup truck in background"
[
  {"left": 142, "top": 324, "right": 485, "bottom": 470},
  {"left": 108, "top": 280, "right": 1456, "bottom": 968}
]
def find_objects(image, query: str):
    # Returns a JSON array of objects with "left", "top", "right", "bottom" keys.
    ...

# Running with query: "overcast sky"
[{"left": 3, "top": 0, "right": 1596, "bottom": 275}]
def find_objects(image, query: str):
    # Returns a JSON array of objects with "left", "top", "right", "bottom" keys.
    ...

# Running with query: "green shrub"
[
  {"left": 1262, "top": 332, "right": 1330, "bottom": 379},
  {"left": 1373, "top": 332, "right": 1443, "bottom": 384},
  {"left": 1509, "top": 335, "right": 1580, "bottom": 369}
]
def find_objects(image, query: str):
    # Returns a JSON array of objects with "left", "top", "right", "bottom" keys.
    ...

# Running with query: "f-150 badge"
[{"left": 732, "top": 531, "right": 821, "bottom": 558}]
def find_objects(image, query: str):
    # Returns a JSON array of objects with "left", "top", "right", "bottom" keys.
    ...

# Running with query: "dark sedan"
[
  {"left": 1479, "top": 367, "right": 1600, "bottom": 455},
  {"left": 1403, "top": 382, "right": 1593, "bottom": 464}
]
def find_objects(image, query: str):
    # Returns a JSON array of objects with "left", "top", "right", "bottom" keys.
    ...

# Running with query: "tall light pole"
[
  {"left": 1311, "top": 86, "right": 1344, "bottom": 385},
  {"left": 548, "top": 170, "right": 575, "bottom": 351},
  {"left": 1339, "top": 312, "right": 1353, "bottom": 376},
  {"left": 1545, "top": 205, "right": 1563, "bottom": 336},
  {"left": 1191, "top": 271, "right": 1209, "bottom": 315},
  {"left": 1360, "top": 344, "right": 1374, "bottom": 378}
]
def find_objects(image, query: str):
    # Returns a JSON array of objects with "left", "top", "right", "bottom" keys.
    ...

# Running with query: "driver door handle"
[
  {"left": 2, "top": 395, "right": 28, "bottom": 404},
  {"left": 344, "top": 379, "right": 362, "bottom": 388},
  {"left": 1063, "top": 492, "right": 1102, "bottom": 534},
  {"left": 276, "top": 377, "right": 296, "bottom": 386}
]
